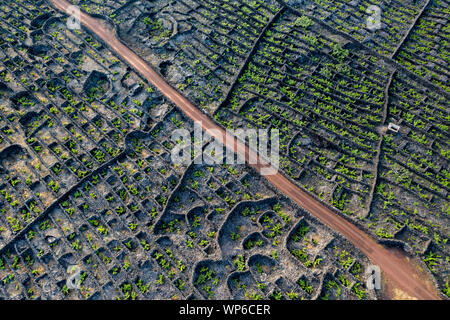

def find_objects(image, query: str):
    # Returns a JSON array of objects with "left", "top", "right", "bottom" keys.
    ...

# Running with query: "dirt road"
[{"left": 49, "top": 0, "right": 440, "bottom": 300}]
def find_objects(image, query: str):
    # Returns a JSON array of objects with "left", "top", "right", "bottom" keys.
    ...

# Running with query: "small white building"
[{"left": 388, "top": 123, "right": 400, "bottom": 133}]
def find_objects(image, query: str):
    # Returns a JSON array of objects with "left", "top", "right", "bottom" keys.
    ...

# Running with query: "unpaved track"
[{"left": 49, "top": 0, "right": 440, "bottom": 300}]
